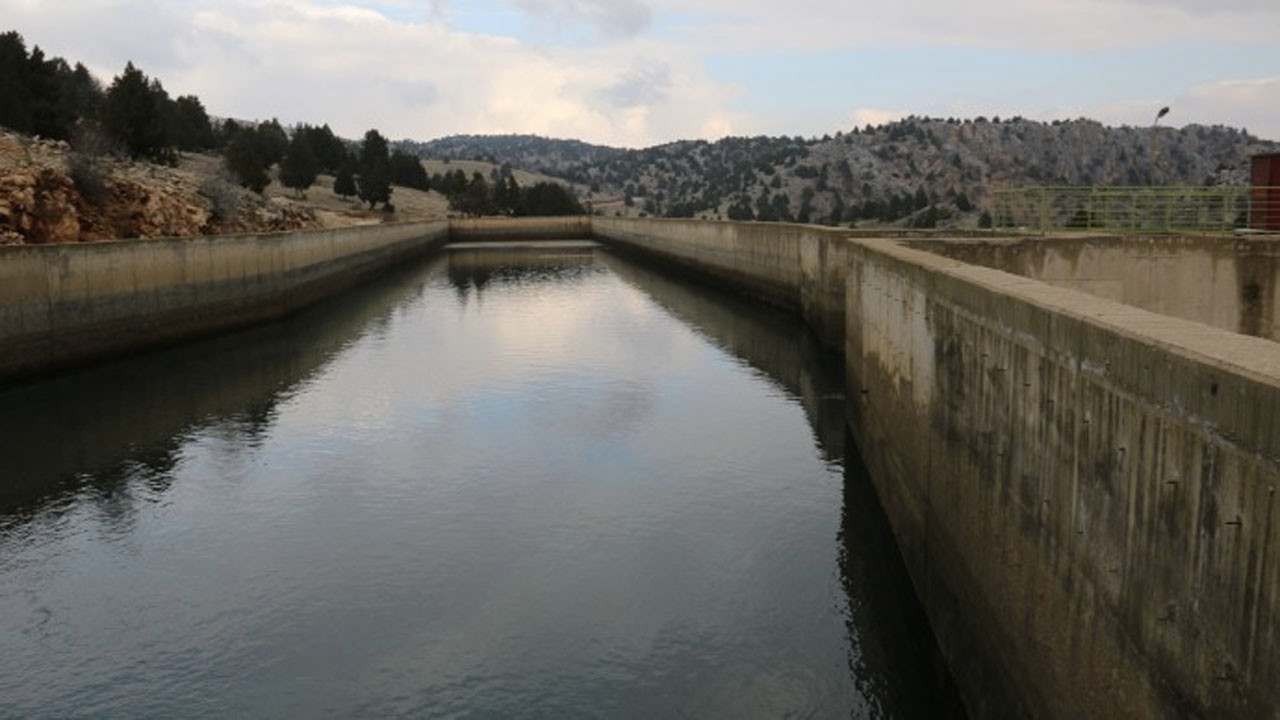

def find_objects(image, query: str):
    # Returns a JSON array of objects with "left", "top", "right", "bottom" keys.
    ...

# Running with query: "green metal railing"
[{"left": 991, "top": 186, "right": 1280, "bottom": 233}]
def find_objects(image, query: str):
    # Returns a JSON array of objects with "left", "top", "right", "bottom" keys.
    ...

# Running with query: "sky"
[{"left": 3, "top": 0, "right": 1278, "bottom": 147}]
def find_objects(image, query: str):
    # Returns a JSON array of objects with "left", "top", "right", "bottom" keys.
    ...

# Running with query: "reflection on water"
[{"left": 0, "top": 244, "right": 958, "bottom": 718}]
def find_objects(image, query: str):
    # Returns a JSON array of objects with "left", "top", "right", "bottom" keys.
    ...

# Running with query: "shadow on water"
[
  {"left": 840, "top": 436, "right": 968, "bottom": 718},
  {"left": 0, "top": 252, "right": 448, "bottom": 527},
  {"left": 601, "top": 252, "right": 846, "bottom": 463},
  {"left": 445, "top": 243, "right": 601, "bottom": 307},
  {"left": 598, "top": 249, "right": 966, "bottom": 718}
]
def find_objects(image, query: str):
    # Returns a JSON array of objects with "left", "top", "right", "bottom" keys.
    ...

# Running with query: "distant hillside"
[
  {"left": 406, "top": 119, "right": 1278, "bottom": 228},
  {"left": 401, "top": 134, "right": 625, "bottom": 176}
]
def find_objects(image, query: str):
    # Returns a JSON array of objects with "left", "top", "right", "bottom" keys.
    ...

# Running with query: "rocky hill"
[
  {"left": 0, "top": 131, "right": 455, "bottom": 244},
  {"left": 403, "top": 135, "right": 625, "bottom": 176},
  {"left": 411, "top": 118, "right": 1278, "bottom": 228}
]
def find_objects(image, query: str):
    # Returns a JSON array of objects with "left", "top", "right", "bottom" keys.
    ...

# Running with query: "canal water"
[{"left": 0, "top": 243, "right": 959, "bottom": 718}]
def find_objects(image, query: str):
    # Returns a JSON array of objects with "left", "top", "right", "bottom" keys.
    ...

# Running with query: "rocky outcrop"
[
  {"left": 0, "top": 131, "right": 320, "bottom": 244},
  {"left": 0, "top": 165, "right": 81, "bottom": 244}
]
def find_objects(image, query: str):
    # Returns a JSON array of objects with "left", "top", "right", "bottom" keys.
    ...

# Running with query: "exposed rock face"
[
  {"left": 0, "top": 166, "right": 81, "bottom": 244},
  {"left": 0, "top": 131, "right": 319, "bottom": 244}
]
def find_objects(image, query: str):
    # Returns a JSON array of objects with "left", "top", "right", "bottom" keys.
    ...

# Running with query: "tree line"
[
  {"left": 432, "top": 166, "right": 584, "bottom": 217},
  {"left": 0, "top": 30, "right": 583, "bottom": 217},
  {"left": 1, "top": 31, "right": 215, "bottom": 160}
]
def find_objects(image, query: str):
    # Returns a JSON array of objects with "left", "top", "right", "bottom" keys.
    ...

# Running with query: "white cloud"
[
  {"left": 0, "top": 0, "right": 748, "bottom": 146},
  {"left": 512, "top": 0, "right": 653, "bottom": 40},
  {"left": 644, "top": 0, "right": 1280, "bottom": 50},
  {"left": 0, "top": 0, "right": 1275, "bottom": 145}
]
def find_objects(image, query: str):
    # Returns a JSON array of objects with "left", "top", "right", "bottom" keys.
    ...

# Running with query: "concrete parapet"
[
  {"left": 909, "top": 234, "right": 1280, "bottom": 341},
  {"left": 846, "top": 237, "right": 1280, "bottom": 718},
  {"left": 0, "top": 221, "right": 448, "bottom": 382}
]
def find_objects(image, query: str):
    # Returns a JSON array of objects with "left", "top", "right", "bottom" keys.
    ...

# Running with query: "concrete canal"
[{"left": 0, "top": 242, "right": 960, "bottom": 718}]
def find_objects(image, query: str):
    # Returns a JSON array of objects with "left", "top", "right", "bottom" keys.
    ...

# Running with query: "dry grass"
[{"left": 179, "top": 152, "right": 454, "bottom": 228}]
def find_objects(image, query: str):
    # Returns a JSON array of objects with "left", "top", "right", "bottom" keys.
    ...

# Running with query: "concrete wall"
[
  {"left": 593, "top": 217, "right": 848, "bottom": 350},
  {"left": 450, "top": 216, "right": 592, "bottom": 242},
  {"left": 909, "top": 235, "right": 1280, "bottom": 341},
  {"left": 845, "top": 237, "right": 1280, "bottom": 719},
  {"left": 0, "top": 221, "right": 448, "bottom": 382},
  {"left": 593, "top": 216, "right": 1280, "bottom": 718}
]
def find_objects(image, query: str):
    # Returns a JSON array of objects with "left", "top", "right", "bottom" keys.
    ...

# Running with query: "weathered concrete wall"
[
  {"left": 846, "top": 237, "right": 1280, "bottom": 718},
  {"left": 591, "top": 216, "right": 1280, "bottom": 718},
  {"left": 449, "top": 216, "right": 592, "bottom": 242},
  {"left": 592, "top": 217, "right": 848, "bottom": 350},
  {"left": 0, "top": 221, "right": 448, "bottom": 382},
  {"left": 909, "top": 234, "right": 1280, "bottom": 341}
]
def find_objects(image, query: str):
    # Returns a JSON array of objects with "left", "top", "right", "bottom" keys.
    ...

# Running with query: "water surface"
[{"left": 0, "top": 243, "right": 957, "bottom": 718}]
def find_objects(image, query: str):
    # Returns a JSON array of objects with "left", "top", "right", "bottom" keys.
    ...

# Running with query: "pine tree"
[
  {"left": 279, "top": 130, "right": 319, "bottom": 198},
  {"left": 356, "top": 129, "right": 392, "bottom": 208},
  {"left": 101, "top": 61, "right": 170, "bottom": 160},
  {"left": 254, "top": 119, "right": 289, "bottom": 166},
  {"left": 172, "top": 95, "right": 215, "bottom": 151},
  {"left": 225, "top": 131, "right": 269, "bottom": 193},
  {"left": 0, "top": 32, "right": 33, "bottom": 133},
  {"left": 334, "top": 162, "right": 357, "bottom": 199},
  {"left": 492, "top": 175, "right": 520, "bottom": 215}
]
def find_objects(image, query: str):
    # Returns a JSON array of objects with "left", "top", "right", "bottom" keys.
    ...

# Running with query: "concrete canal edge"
[
  {"left": 592, "top": 217, "right": 1280, "bottom": 719},
  {"left": 2, "top": 216, "right": 1277, "bottom": 717},
  {"left": 0, "top": 221, "right": 449, "bottom": 382}
]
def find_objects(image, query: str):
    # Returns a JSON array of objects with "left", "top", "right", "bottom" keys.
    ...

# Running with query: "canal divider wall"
[
  {"left": 449, "top": 216, "right": 593, "bottom": 242},
  {"left": 0, "top": 221, "right": 448, "bottom": 382},
  {"left": 593, "top": 216, "right": 1280, "bottom": 718}
]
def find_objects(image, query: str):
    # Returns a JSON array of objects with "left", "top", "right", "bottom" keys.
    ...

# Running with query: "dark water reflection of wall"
[
  {"left": 596, "top": 249, "right": 964, "bottom": 718},
  {"left": 0, "top": 257, "right": 441, "bottom": 524}
]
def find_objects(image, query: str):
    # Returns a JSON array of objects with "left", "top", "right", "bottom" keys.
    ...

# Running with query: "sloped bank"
[{"left": 593, "top": 217, "right": 1280, "bottom": 719}]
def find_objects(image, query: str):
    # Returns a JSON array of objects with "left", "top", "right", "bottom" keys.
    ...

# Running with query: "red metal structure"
[{"left": 1252, "top": 153, "right": 1280, "bottom": 230}]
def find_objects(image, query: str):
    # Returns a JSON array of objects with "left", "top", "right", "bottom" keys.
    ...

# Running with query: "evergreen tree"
[
  {"left": 755, "top": 189, "right": 777, "bottom": 221},
  {"left": 171, "top": 95, "right": 215, "bottom": 151},
  {"left": 726, "top": 197, "right": 754, "bottom": 221},
  {"left": 0, "top": 34, "right": 103, "bottom": 141},
  {"left": 279, "top": 130, "right": 319, "bottom": 197},
  {"left": 449, "top": 172, "right": 492, "bottom": 217},
  {"left": 356, "top": 129, "right": 392, "bottom": 208},
  {"left": 225, "top": 131, "right": 269, "bottom": 193},
  {"left": 102, "top": 61, "right": 171, "bottom": 161},
  {"left": 492, "top": 175, "right": 520, "bottom": 215},
  {"left": 334, "top": 161, "right": 358, "bottom": 199},
  {"left": 291, "top": 124, "right": 348, "bottom": 174},
  {"left": 254, "top": 119, "right": 289, "bottom": 166},
  {"left": 0, "top": 32, "right": 34, "bottom": 133},
  {"left": 389, "top": 149, "right": 429, "bottom": 190},
  {"left": 217, "top": 118, "right": 243, "bottom": 149},
  {"left": 26, "top": 46, "right": 71, "bottom": 139},
  {"left": 516, "top": 182, "right": 583, "bottom": 216}
]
